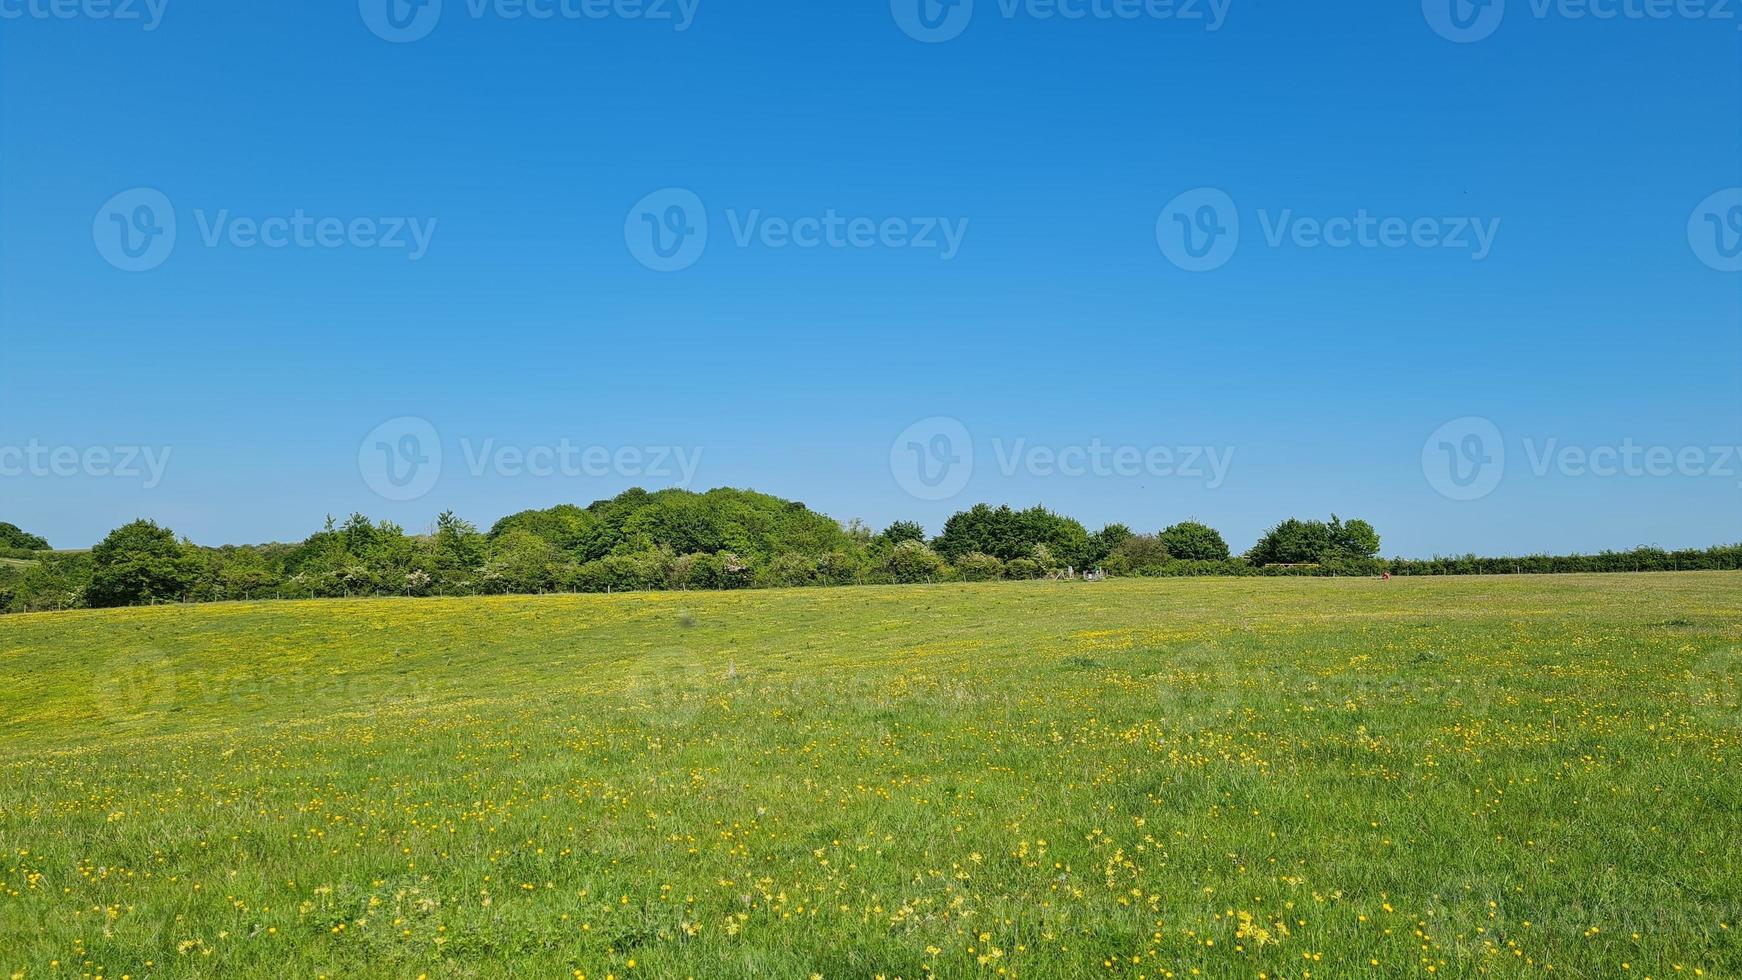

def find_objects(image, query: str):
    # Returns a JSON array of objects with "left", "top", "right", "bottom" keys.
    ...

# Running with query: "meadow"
[{"left": 0, "top": 573, "right": 1737, "bottom": 978}]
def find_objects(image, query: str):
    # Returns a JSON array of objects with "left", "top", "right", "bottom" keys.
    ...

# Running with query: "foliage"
[
  {"left": 0, "top": 522, "right": 49, "bottom": 552},
  {"left": 884, "top": 540, "right": 946, "bottom": 583},
  {"left": 952, "top": 551, "right": 1006, "bottom": 582},
  {"left": 876, "top": 520, "right": 927, "bottom": 548},
  {"left": 1103, "top": 534, "right": 1172, "bottom": 576},
  {"left": 0, "top": 552, "right": 93, "bottom": 613},
  {"left": 1158, "top": 520, "right": 1231, "bottom": 561},
  {"left": 1246, "top": 515, "right": 1380, "bottom": 567},
  {"left": 932, "top": 504, "right": 1093, "bottom": 567},
  {"left": 1089, "top": 523, "right": 1133, "bottom": 563},
  {"left": 10, "top": 490, "right": 1742, "bottom": 616},
  {"left": 86, "top": 520, "right": 201, "bottom": 608}
]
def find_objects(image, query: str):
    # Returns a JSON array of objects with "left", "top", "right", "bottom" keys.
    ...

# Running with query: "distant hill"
[
  {"left": 0, "top": 522, "right": 48, "bottom": 553},
  {"left": 490, "top": 487, "right": 856, "bottom": 563}
]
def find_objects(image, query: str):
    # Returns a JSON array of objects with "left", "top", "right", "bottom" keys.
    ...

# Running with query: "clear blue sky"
[{"left": 2, "top": 1, "right": 1738, "bottom": 556}]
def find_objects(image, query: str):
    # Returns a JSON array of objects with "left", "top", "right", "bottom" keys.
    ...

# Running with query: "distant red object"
[{"left": 1382, "top": 573, "right": 1392, "bottom": 581}]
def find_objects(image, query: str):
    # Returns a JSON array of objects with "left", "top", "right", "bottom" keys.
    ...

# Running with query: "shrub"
[
  {"left": 1159, "top": 521, "right": 1231, "bottom": 561},
  {"left": 815, "top": 550, "right": 866, "bottom": 586},
  {"left": 885, "top": 540, "right": 946, "bottom": 583},
  {"left": 876, "top": 521, "right": 927, "bottom": 548},
  {"left": 1104, "top": 534, "right": 1171, "bottom": 576},
  {"left": 763, "top": 552, "right": 819, "bottom": 588},
  {"left": 1005, "top": 557, "right": 1042, "bottom": 579},
  {"left": 953, "top": 552, "right": 1005, "bottom": 581}
]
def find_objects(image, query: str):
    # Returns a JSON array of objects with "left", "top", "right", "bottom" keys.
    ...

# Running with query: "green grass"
[{"left": 2, "top": 574, "right": 1738, "bottom": 978}]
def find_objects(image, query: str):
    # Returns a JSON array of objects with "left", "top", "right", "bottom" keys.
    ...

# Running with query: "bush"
[
  {"left": 762, "top": 552, "right": 819, "bottom": 588},
  {"left": 953, "top": 552, "right": 1005, "bottom": 581},
  {"left": 885, "top": 540, "right": 946, "bottom": 583},
  {"left": 1104, "top": 534, "right": 1171, "bottom": 576},
  {"left": 815, "top": 550, "right": 866, "bottom": 586},
  {"left": 1005, "top": 557, "right": 1042, "bottom": 579},
  {"left": 1159, "top": 521, "right": 1230, "bottom": 561}
]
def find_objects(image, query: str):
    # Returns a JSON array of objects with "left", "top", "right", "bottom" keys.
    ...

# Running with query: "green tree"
[
  {"left": 485, "top": 528, "right": 559, "bottom": 594},
  {"left": 1246, "top": 519, "right": 1333, "bottom": 566},
  {"left": 933, "top": 504, "right": 1093, "bottom": 566},
  {"left": 1159, "top": 521, "right": 1231, "bottom": 561},
  {"left": 1328, "top": 515, "right": 1381, "bottom": 558},
  {"left": 877, "top": 520, "right": 927, "bottom": 548},
  {"left": 431, "top": 511, "right": 486, "bottom": 591},
  {"left": 1104, "top": 534, "right": 1172, "bottom": 575},
  {"left": 1090, "top": 524, "right": 1133, "bottom": 563},
  {"left": 86, "top": 520, "right": 200, "bottom": 607},
  {"left": 0, "top": 522, "right": 49, "bottom": 552}
]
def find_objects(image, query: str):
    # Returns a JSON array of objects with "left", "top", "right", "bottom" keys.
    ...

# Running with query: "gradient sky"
[{"left": 2, "top": 0, "right": 1738, "bottom": 556}]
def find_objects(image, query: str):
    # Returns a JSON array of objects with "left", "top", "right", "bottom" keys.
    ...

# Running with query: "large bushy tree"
[
  {"left": 86, "top": 520, "right": 201, "bottom": 607},
  {"left": 933, "top": 504, "right": 1093, "bottom": 567},
  {"left": 1159, "top": 521, "right": 1231, "bottom": 561},
  {"left": 1247, "top": 515, "right": 1381, "bottom": 566}
]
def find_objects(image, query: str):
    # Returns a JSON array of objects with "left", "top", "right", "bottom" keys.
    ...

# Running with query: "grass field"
[{"left": 1, "top": 574, "right": 1738, "bottom": 978}]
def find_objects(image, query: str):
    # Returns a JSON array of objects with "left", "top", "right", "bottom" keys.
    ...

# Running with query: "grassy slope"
[{"left": 1, "top": 574, "right": 1738, "bottom": 978}]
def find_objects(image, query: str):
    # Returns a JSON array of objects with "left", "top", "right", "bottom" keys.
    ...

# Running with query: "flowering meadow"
[{"left": 1, "top": 573, "right": 1737, "bottom": 978}]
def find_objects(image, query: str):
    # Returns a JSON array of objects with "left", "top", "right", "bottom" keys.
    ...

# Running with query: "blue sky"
[{"left": 2, "top": 0, "right": 1738, "bottom": 556}]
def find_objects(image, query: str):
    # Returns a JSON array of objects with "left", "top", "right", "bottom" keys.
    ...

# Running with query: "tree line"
[{"left": 0, "top": 488, "right": 1735, "bottom": 613}]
